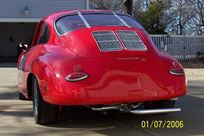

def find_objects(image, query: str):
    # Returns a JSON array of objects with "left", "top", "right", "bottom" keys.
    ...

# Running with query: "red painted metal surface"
[{"left": 17, "top": 10, "right": 187, "bottom": 106}]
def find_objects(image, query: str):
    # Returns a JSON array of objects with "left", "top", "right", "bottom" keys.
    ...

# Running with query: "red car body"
[{"left": 17, "top": 10, "right": 186, "bottom": 124}]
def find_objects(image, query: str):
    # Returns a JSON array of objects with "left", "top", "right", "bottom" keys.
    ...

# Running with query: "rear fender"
[{"left": 30, "top": 59, "right": 51, "bottom": 100}]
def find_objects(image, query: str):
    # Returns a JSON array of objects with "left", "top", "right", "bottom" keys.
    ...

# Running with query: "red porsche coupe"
[{"left": 17, "top": 10, "right": 187, "bottom": 124}]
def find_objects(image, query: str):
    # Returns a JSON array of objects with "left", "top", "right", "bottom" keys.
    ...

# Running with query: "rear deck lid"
[{"left": 62, "top": 26, "right": 159, "bottom": 60}]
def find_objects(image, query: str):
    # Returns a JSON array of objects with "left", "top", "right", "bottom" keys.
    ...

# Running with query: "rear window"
[
  {"left": 55, "top": 13, "right": 144, "bottom": 35},
  {"left": 83, "top": 13, "right": 125, "bottom": 27},
  {"left": 119, "top": 15, "right": 144, "bottom": 30},
  {"left": 55, "top": 15, "right": 86, "bottom": 35}
]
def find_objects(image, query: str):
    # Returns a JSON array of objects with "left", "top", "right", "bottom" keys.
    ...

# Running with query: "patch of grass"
[
  {"left": 179, "top": 59, "right": 204, "bottom": 68},
  {"left": 197, "top": 52, "right": 204, "bottom": 62}
]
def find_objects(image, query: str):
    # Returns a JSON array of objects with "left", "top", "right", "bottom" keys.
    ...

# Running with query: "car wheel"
[
  {"left": 18, "top": 92, "right": 28, "bottom": 100},
  {"left": 32, "top": 77, "right": 59, "bottom": 125},
  {"left": 143, "top": 100, "right": 175, "bottom": 109}
]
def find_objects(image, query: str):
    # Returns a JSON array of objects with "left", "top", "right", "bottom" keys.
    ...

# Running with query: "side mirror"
[{"left": 19, "top": 43, "right": 29, "bottom": 51}]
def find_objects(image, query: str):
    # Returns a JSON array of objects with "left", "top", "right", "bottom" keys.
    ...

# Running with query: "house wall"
[
  {"left": 0, "top": 0, "right": 88, "bottom": 62},
  {"left": 0, "top": 0, "right": 88, "bottom": 22}
]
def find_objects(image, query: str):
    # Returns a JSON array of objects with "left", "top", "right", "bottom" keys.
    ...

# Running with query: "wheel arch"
[{"left": 27, "top": 63, "right": 54, "bottom": 101}]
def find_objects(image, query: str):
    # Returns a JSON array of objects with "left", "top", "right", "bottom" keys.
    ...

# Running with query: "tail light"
[
  {"left": 169, "top": 68, "right": 185, "bottom": 76},
  {"left": 66, "top": 72, "right": 88, "bottom": 82}
]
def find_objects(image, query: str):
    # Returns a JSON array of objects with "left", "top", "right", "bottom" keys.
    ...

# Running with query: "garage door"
[{"left": 0, "top": 23, "right": 36, "bottom": 62}]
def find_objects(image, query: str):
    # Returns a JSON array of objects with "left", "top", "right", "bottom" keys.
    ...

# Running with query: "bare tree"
[
  {"left": 89, "top": 0, "right": 125, "bottom": 13},
  {"left": 133, "top": 0, "right": 152, "bottom": 12},
  {"left": 164, "top": 0, "right": 194, "bottom": 35},
  {"left": 89, "top": 0, "right": 203, "bottom": 35},
  {"left": 188, "top": 0, "right": 204, "bottom": 35}
]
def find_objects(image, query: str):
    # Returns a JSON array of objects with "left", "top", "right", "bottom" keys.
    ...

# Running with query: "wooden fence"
[{"left": 150, "top": 35, "right": 204, "bottom": 60}]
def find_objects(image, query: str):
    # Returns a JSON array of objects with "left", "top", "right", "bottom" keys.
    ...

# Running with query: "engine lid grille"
[
  {"left": 117, "top": 31, "right": 147, "bottom": 51},
  {"left": 92, "top": 31, "right": 123, "bottom": 52}
]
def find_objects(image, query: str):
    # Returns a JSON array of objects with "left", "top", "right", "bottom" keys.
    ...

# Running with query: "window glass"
[
  {"left": 56, "top": 15, "right": 86, "bottom": 35},
  {"left": 55, "top": 13, "right": 144, "bottom": 35},
  {"left": 83, "top": 13, "right": 125, "bottom": 27},
  {"left": 119, "top": 15, "right": 144, "bottom": 29},
  {"left": 37, "top": 24, "right": 50, "bottom": 44}
]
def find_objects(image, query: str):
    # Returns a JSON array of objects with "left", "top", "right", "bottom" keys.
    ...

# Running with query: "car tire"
[
  {"left": 18, "top": 92, "right": 28, "bottom": 100},
  {"left": 32, "top": 77, "right": 59, "bottom": 125},
  {"left": 143, "top": 100, "right": 175, "bottom": 109}
]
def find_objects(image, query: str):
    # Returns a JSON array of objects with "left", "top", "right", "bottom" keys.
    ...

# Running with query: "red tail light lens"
[
  {"left": 66, "top": 72, "right": 88, "bottom": 82},
  {"left": 169, "top": 68, "right": 185, "bottom": 76}
]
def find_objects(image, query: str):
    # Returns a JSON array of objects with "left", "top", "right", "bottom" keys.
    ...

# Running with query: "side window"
[{"left": 37, "top": 23, "right": 50, "bottom": 44}]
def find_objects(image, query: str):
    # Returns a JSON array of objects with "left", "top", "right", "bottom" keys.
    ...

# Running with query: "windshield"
[{"left": 55, "top": 13, "right": 144, "bottom": 35}]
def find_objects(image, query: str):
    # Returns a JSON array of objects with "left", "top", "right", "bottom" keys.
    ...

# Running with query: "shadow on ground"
[
  {"left": 0, "top": 86, "right": 18, "bottom": 100},
  {"left": 0, "top": 63, "right": 16, "bottom": 68}
]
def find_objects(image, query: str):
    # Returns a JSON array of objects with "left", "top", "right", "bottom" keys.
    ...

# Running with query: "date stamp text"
[{"left": 140, "top": 120, "right": 184, "bottom": 129}]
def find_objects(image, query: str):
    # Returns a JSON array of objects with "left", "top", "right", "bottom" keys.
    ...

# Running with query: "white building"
[{"left": 0, "top": 0, "right": 89, "bottom": 62}]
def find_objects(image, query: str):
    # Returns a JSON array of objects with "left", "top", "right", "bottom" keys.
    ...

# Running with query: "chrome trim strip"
[
  {"left": 113, "top": 12, "right": 130, "bottom": 28},
  {"left": 116, "top": 57, "right": 147, "bottom": 61},
  {"left": 78, "top": 12, "right": 91, "bottom": 28},
  {"left": 130, "top": 108, "right": 181, "bottom": 115},
  {"left": 53, "top": 19, "right": 59, "bottom": 36},
  {"left": 54, "top": 23, "right": 62, "bottom": 36}
]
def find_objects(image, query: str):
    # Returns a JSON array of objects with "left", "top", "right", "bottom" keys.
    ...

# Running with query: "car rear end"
[{"left": 43, "top": 11, "right": 186, "bottom": 115}]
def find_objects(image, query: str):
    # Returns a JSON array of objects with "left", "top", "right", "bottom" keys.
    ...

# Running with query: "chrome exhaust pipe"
[
  {"left": 130, "top": 108, "right": 181, "bottom": 115},
  {"left": 92, "top": 106, "right": 119, "bottom": 111}
]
